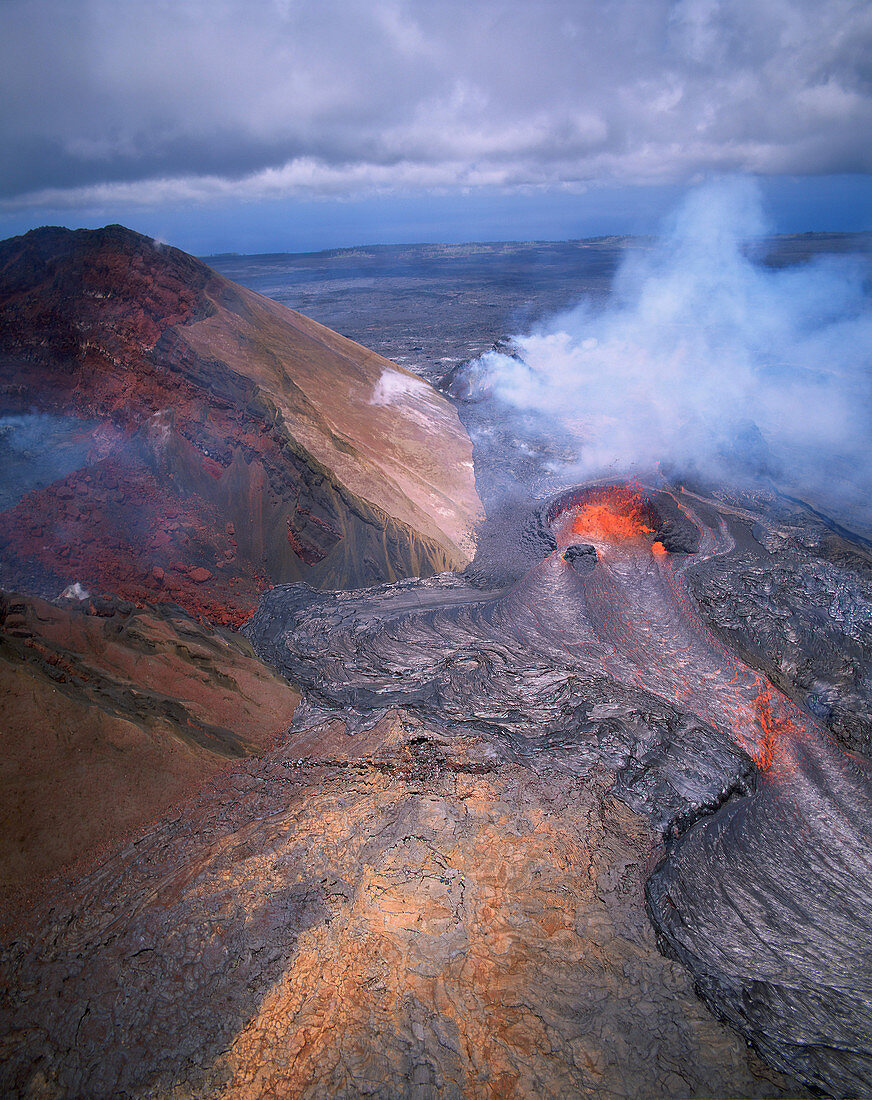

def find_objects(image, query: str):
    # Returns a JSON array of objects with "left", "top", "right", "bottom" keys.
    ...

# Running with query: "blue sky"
[{"left": 2, "top": 0, "right": 871, "bottom": 254}]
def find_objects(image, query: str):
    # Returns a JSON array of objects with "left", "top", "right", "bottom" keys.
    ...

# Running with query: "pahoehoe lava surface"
[
  {"left": 2, "top": 482, "right": 832, "bottom": 1100},
  {"left": 245, "top": 482, "right": 872, "bottom": 1096}
]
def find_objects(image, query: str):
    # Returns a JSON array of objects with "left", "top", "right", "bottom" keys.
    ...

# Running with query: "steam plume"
[{"left": 476, "top": 178, "right": 872, "bottom": 524}]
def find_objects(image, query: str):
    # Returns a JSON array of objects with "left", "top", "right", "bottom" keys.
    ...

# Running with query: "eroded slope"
[{"left": 0, "top": 590, "right": 299, "bottom": 916}]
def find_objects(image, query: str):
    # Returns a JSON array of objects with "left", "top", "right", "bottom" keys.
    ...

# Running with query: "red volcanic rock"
[
  {"left": 0, "top": 224, "right": 482, "bottom": 623},
  {"left": 0, "top": 457, "right": 270, "bottom": 627}
]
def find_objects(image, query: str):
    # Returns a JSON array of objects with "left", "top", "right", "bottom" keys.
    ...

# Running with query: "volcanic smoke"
[{"left": 475, "top": 177, "right": 872, "bottom": 527}]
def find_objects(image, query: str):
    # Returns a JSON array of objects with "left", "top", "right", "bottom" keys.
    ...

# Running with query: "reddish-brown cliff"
[{"left": 0, "top": 225, "right": 482, "bottom": 623}]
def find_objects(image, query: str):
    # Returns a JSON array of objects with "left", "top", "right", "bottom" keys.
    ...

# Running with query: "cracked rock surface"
[
  {"left": 244, "top": 482, "right": 872, "bottom": 1096},
  {"left": 0, "top": 714, "right": 803, "bottom": 1099}
]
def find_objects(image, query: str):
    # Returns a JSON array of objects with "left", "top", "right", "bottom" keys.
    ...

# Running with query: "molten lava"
[
  {"left": 556, "top": 484, "right": 658, "bottom": 549},
  {"left": 547, "top": 482, "right": 829, "bottom": 782},
  {"left": 570, "top": 502, "right": 653, "bottom": 542}
]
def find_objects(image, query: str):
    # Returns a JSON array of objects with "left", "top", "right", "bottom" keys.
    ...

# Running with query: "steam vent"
[{"left": 3, "top": 226, "right": 872, "bottom": 1100}]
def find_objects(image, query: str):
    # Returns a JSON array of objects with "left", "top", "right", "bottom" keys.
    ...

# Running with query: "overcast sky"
[{"left": 2, "top": 0, "right": 871, "bottom": 252}]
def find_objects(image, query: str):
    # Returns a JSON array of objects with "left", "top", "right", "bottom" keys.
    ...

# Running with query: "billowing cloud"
[
  {"left": 2, "top": 0, "right": 871, "bottom": 211},
  {"left": 474, "top": 177, "right": 872, "bottom": 520}
]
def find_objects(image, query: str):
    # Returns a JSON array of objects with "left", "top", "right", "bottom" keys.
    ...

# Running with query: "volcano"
[
  {"left": 241, "top": 480, "right": 872, "bottom": 1095},
  {"left": 3, "top": 472, "right": 872, "bottom": 1096},
  {"left": 2, "top": 227, "right": 872, "bottom": 1098},
  {"left": 0, "top": 226, "right": 480, "bottom": 990}
]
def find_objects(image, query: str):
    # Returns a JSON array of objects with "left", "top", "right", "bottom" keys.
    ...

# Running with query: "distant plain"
[{"left": 206, "top": 233, "right": 872, "bottom": 385}]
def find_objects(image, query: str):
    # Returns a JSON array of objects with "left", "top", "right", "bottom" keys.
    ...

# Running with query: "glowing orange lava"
[
  {"left": 749, "top": 685, "right": 802, "bottom": 776},
  {"left": 563, "top": 486, "right": 656, "bottom": 546},
  {"left": 551, "top": 482, "right": 827, "bottom": 784}
]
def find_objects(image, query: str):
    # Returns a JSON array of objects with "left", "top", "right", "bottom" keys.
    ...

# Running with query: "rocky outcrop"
[
  {"left": 0, "top": 225, "right": 481, "bottom": 623},
  {"left": 0, "top": 590, "right": 299, "bottom": 918}
]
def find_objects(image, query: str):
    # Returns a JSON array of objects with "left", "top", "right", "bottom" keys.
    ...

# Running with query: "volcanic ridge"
[{"left": 0, "top": 224, "right": 482, "bottom": 625}]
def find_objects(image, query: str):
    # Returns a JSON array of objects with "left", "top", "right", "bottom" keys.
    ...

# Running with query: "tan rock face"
[
  {"left": 182, "top": 281, "right": 482, "bottom": 565},
  {"left": 0, "top": 714, "right": 808, "bottom": 1099}
]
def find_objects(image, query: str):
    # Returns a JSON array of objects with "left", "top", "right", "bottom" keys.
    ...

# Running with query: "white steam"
[
  {"left": 371, "top": 368, "right": 431, "bottom": 406},
  {"left": 477, "top": 178, "right": 872, "bottom": 519},
  {"left": 60, "top": 582, "right": 90, "bottom": 601}
]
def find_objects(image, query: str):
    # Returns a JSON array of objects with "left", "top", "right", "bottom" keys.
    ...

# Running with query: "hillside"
[{"left": 0, "top": 225, "right": 482, "bottom": 624}]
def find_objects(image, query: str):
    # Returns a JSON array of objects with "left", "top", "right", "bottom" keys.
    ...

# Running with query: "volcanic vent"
[{"left": 549, "top": 483, "right": 661, "bottom": 551}]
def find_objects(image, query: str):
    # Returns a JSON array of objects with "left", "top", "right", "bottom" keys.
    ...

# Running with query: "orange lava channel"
[{"left": 555, "top": 484, "right": 826, "bottom": 783}]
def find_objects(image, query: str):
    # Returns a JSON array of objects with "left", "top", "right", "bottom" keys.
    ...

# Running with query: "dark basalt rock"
[
  {"left": 646, "top": 749, "right": 872, "bottom": 1097},
  {"left": 563, "top": 543, "right": 597, "bottom": 570},
  {"left": 688, "top": 530, "right": 872, "bottom": 758},
  {"left": 243, "top": 566, "right": 750, "bottom": 833}
]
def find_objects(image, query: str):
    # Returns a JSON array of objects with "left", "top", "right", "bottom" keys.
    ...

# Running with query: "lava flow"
[
  {"left": 245, "top": 477, "right": 872, "bottom": 1094},
  {"left": 548, "top": 483, "right": 831, "bottom": 780},
  {"left": 543, "top": 484, "right": 872, "bottom": 1094}
]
